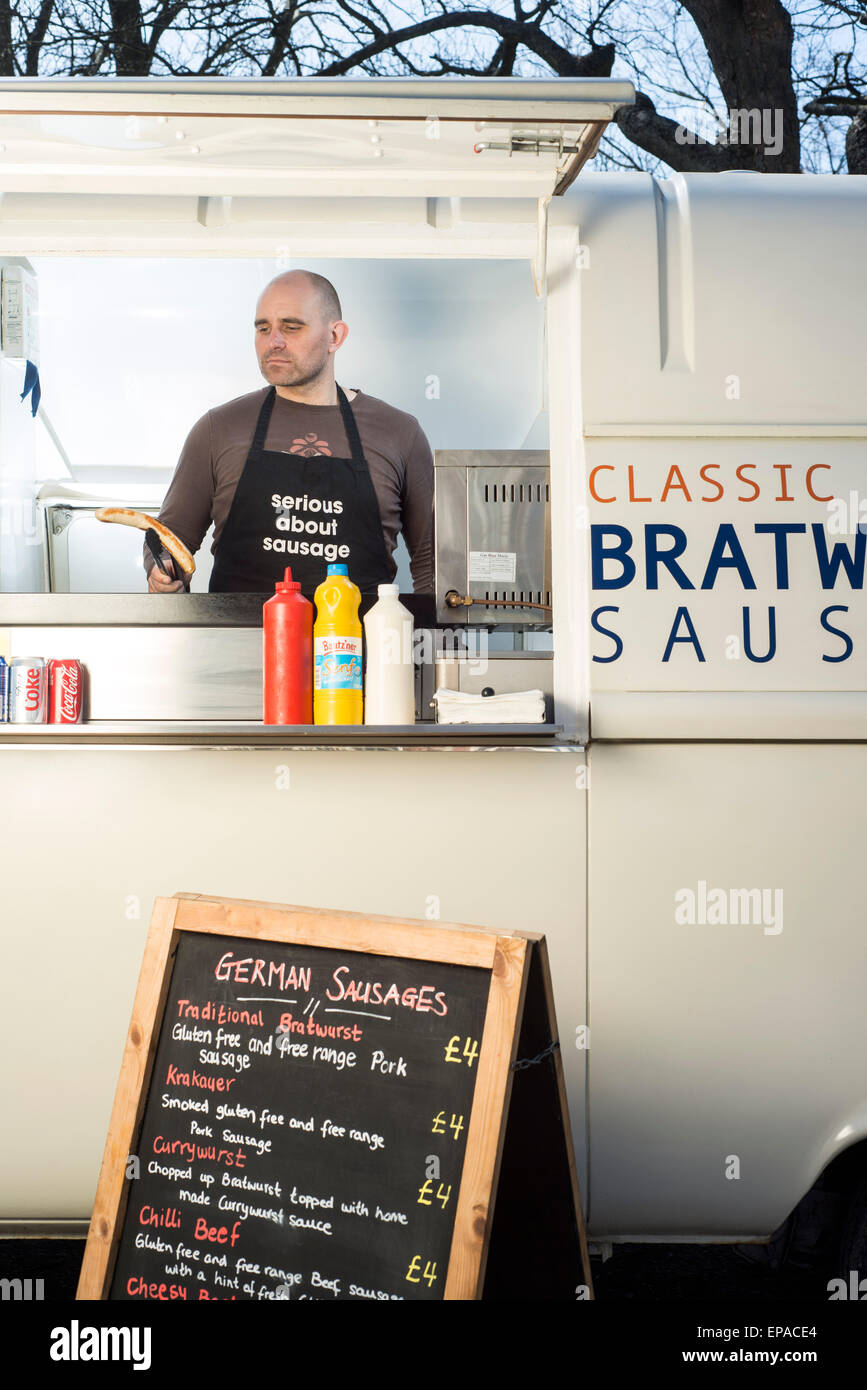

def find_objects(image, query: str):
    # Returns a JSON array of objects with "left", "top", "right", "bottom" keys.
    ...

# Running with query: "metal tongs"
[{"left": 144, "top": 527, "right": 183, "bottom": 584}]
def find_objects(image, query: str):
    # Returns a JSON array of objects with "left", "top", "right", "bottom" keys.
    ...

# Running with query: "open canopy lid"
[{"left": 0, "top": 77, "right": 635, "bottom": 199}]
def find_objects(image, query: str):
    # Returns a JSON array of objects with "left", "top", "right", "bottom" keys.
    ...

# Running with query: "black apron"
[{"left": 209, "top": 385, "right": 392, "bottom": 593}]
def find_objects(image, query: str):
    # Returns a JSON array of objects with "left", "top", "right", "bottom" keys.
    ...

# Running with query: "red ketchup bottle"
[{"left": 263, "top": 567, "right": 313, "bottom": 724}]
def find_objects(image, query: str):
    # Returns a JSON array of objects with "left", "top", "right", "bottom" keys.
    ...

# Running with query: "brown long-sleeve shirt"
[{"left": 145, "top": 386, "right": 434, "bottom": 592}]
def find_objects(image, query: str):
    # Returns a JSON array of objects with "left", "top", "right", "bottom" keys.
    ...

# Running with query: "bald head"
[
  {"left": 259, "top": 270, "right": 342, "bottom": 325},
  {"left": 254, "top": 269, "right": 348, "bottom": 401}
]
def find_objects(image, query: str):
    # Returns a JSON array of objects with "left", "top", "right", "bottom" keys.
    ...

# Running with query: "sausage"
[{"left": 95, "top": 508, "right": 196, "bottom": 575}]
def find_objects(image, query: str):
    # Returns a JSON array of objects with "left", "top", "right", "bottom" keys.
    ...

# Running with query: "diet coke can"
[
  {"left": 10, "top": 657, "right": 47, "bottom": 723},
  {"left": 49, "top": 659, "right": 85, "bottom": 724}
]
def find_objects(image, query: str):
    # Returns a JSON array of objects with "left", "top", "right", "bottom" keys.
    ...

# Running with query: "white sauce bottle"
[{"left": 363, "top": 584, "right": 415, "bottom": 724}]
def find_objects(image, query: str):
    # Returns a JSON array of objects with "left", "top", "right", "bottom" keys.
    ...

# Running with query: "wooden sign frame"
[{"left": 78, "top": 892, "right": 591, "bottom": 1301}]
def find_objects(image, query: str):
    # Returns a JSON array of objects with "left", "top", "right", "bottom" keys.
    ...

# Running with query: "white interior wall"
[
  {"left": 31, "top": 255, "right": 547, "bottom": 475},
  {"left": 29, "top": 255, "right": 547, "bottom": 593},
  {"left": 0, "top": 360, "right": 42, "bottom": 591}
]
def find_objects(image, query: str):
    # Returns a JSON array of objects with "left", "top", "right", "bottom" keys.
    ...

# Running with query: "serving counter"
[
  {"left": 0, "top": 593, "right": 585, "bottom": 1232},
  {"left": 0, "top": 593, "right": 560, "bottom": 746}
]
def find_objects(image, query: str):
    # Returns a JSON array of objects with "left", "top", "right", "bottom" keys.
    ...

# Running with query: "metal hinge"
[{"left": 473, "top": 135, "right": 585, "bottom": 158}]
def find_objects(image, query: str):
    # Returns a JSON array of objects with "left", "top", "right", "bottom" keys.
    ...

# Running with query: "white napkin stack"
[{"left": 431, "top": 688, "right": 546, "bottom": 725}]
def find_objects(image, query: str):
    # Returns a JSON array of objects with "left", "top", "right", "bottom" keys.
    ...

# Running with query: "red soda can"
[
  {"left": 49, "top": 659, "right": 85, "bottom": 724},
  {"left": 10, "top": 657, "right": 47, "bottom": 723}
]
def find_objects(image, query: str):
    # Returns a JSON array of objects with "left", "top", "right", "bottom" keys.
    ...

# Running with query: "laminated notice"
[{"left": 468, "top": 551, "right": 517, "bottom": 583}]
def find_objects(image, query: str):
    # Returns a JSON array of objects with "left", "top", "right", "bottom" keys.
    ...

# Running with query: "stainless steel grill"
[{"left": 434, "top": 451, "right": 552, "bottom": 625}]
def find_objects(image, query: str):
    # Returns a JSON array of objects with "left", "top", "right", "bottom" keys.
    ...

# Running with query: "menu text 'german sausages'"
[{"left": 109, "top": 931, "right": 489, "bottom": 1302}]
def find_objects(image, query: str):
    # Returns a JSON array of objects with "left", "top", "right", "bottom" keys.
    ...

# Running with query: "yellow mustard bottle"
[{"left": 313, "top": 563, "right": 363, "bottom": 724}]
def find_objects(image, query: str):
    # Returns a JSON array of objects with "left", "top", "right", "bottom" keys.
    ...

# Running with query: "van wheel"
[{"left": 838, "top": 1174, "right": 867, "bottom": 1279}]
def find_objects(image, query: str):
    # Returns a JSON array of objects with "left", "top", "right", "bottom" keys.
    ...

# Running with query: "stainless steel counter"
[
  {"left": 0, "top": 593, "right": 558, "bottom": 745},
  {"left": 0, "top": 720, "right": 567, "bottom": 749},
  {"left": 0, "top": 594, "right": 436, "bottom": 626}
]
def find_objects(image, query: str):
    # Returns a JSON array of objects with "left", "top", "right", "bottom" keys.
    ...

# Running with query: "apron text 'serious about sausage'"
[{"left": 209, "top": 385, "right": 392, "bottom": 594}]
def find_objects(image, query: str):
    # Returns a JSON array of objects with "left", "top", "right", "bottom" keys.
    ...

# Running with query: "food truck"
[{"left": 1, "top": 77, "right": 866, "bottom": 1276}]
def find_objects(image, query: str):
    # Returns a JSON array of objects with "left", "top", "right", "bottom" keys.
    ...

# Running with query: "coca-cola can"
[
  {"left": 49, "top": 659, "right": 85, "bottom": 724},
  {"left": 10, "top": 657, "right": 47, "bottom": 723}
]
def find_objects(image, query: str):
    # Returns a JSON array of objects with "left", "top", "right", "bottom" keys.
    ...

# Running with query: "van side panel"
[{"left": 587, "top": 740, "right": 866, "bottom": 1237}]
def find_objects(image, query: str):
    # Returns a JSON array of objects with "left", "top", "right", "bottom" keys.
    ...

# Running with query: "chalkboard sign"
[{"left": 78, "top": 894, "right": 590, "bottom": 1301}]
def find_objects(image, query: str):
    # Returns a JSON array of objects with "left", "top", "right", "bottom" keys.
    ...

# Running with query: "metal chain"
[{"left": 510, "top": 1038, "right": 560, "bottom": 1072}]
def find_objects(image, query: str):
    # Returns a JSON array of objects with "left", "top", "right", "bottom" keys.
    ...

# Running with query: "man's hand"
[{"left": 147, "top": 561, "right": 187, "bottom": 594}]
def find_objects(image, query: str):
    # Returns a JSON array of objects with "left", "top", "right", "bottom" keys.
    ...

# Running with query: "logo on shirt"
[{"left": 289, "top": 433, "right": 333, "bottom": 457}]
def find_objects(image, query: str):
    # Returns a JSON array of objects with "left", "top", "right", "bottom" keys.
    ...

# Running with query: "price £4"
[
  {"left": 443, "top": 1036, "right": 479, "bottom": 1067},
  {"left": 431, "top": 1111, "right": 465, "bottom": 1140},
  {"left": 406, "top": 1257, "right": 438, "bottom": 1288},
  {"left": 417, "top": 1181, "right": 452, "bottom": 1209}
]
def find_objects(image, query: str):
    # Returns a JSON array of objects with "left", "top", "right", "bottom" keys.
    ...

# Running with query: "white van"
[
  {"left": 0, "top": 79, "right": 865, "bottom": 1279},
  {"left": 575, "top": 167, "right": 867, "bottom": 1269}
]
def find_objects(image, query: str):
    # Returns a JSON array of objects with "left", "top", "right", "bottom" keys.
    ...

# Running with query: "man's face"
[{"left": 254, "top": 279, "right": 340, "bottom": 390}]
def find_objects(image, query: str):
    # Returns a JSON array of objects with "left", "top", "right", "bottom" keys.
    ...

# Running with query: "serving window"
[
  {"left": 0, "top": 83, "right": 631, "bottom": 738},
  {"left": 21, "top": 254, "right": 547, "bottom": 605}
]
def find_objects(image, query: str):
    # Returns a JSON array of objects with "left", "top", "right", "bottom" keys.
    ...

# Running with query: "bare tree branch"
[
  {"left": 314, "top": 10, "right": 615, "bottom": 78},
  {"left": 25, "top": 0, "right": 55, "bottom": 73},
  {"left": 108, "top": 0, "right": 150, "bottom": 74},
  {"left": 0, "top": 1, "right": 15, "bottom": 74},
  {"left": 0, "top": 1, "right": 859, "bottom": 172}
]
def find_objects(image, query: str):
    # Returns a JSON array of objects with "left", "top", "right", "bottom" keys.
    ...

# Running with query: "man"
[{"left": 145, "top": 270, "right": 434, "bottom": 594}]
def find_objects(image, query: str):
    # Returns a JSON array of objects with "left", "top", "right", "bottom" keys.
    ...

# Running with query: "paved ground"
[{"left": 590, "top": 1244, "right": 829, "bottom": 1300}]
